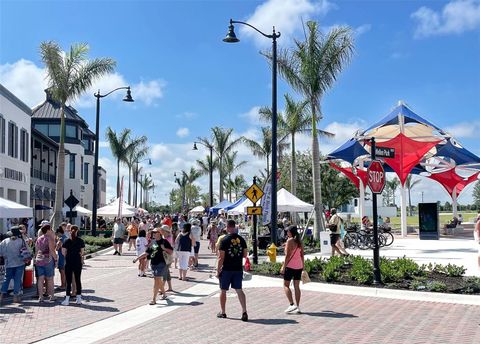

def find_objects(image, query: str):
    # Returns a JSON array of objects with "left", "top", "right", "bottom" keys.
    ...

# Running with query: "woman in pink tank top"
[{"left": 280, "top": 225, "right": 304, "bottom": 314}]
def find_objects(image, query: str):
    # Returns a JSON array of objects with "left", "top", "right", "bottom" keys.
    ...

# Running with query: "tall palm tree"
[
  {"left": 243, "top": 127, "right": 272, "bottom": 175},
  {"left": 186, "top": 167, "right": 201, "bottom": 207},
  {"left": 386, "top": 177, "right": 400, "bottom": 206},
  {"left": 232, "top": 175, "right": 248, "bottom": 199},
  {"left": 125, "top": 139, "right": 148, "bottom": 204},
  {"left": 40, "top": 41, "right": 115, "bottom": 229},
  {"left": 223, "top": 151, "right": 247, "bottom": 202},
  {"left": 175, "top": 170, "right": 188, "bottom": 210},
  {"left": 105, "top": 127, "right": 131, "bottom": 197},
  {"left": 265, "top": 21, "right": 355, "bottom": 239},
  {"left": 140, "top": 175, "right": 154, "bottom": 208},
  {"left": 205, "top": 127, "right": 242, "bottom": 201},
  {"left": 405, "top": 175, "right": 421, "bottom": 216}
]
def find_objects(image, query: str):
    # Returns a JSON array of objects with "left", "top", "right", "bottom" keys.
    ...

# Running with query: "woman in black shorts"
[{"left": 280, "top": 226, "right": 304, "bottom": 314}]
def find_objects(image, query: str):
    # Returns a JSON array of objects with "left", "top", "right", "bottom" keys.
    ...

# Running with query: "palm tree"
[
  {"left": 223, "top": 151, "right": 247, "bottom": 202},
  {"left": 265, "top": 21, "right": 355, "bottom": 239},
  {"left": 106, "top": 127, "right": 131, "bottom": 197},
  {"left": 39, "top": 41, "right": 115, "bottom": 229},
  {"left": 405, "top": 175, "right": 421, "bottom": 216},
  {"left": 385, "top": 177, "right": 400, "bottom": 206},
  {"left": 175, "top": 170, "right": 188, "bottom": 210},
  {"left": 186, "top": 167, "right": 201, "bottom": 207},
  {"left": 232, "top": 175, "right": 248, "bottom": 199},
  {"left": 243, "top": 127, "right": 273, "bottom": 175},
  {"left": 205, "top": 127, "right": 242, "bottom": 201},
  {"left": 140, "top": 175, "right": 154, "bottom": 208},
  {"left": 125, "top": 139, "right": 148, "bottom": 204}
]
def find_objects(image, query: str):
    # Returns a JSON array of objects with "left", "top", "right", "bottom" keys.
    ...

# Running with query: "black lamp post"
[
  {"left": 224, "top": 19, "right": 280, "bottom": 245},
  {"left": 91, "top": 86, "right": 133, "bottom": 236},
  {"left": 193, "top": 141, "right": 214, "bottom": 208},
  {"left": 134, "top": 158, "right": 152, "bottom": 208}
]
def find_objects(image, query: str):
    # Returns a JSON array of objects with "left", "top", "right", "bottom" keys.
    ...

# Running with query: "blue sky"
[{"left": 1, "top": 0, "right": 479, "bottom": 206}]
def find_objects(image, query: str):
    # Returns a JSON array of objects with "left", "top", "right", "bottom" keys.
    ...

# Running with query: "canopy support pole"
[
  {"left": 400, "top": 185, "right": 407, "bottom": 237},
  {"left": 359, "top": 179, "right": 365, "bottom": 225},
  {"left": 452, "top": 188, "right": 458, "bottom": 218}
]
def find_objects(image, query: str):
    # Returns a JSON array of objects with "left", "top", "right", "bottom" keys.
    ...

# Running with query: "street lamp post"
[
  {"left": 135, "top": 158, "right": 152, "bottom": 208},
  {"left": 224, "top": 19, "right": 280, "bottom": 245},
  {"left": 193, "top": 142, "right": 214, "bottom": 208},
  {"left": 92, "top": 86, "right": 133, "bottom": 237}
]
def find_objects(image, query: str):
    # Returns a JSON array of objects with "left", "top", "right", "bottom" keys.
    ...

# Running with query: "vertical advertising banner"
[{"left": 261, "top": 181, "right": 272, "bottom": 225}]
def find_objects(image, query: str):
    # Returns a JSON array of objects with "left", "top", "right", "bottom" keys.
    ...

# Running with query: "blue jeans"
[{"left": 1, "top": 265, "right": 25, "bottom": 295}]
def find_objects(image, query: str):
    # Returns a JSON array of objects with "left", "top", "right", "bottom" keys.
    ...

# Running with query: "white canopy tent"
[
  {"left": 0, "top": 197, "right": 33, "bottom": 218},
  {"left": 226, "top": 198, "right": 254, "bottom": 215},
  {"left": 189, "top": 205, "right": 205, "bottom": 214},
  {"left": 62, "top": 205, "right": 92, "bottom": 216},
  {"left": 277, "top": 188, "right": 314, "bottom": 212},
  {"left": 96, "top": 198, "right": 136, "bottom": 217}
]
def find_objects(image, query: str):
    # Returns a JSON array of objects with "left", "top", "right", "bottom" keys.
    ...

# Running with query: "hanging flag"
[
  {"left": 261, "top": 180, "right": 272, "bottom": 226},
  {"left": 118, "top": 176, "right": 124, "bottom": 218}
]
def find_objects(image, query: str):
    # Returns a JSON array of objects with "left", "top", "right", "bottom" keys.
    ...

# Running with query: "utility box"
[
  {"left": 320, "top": 231, "right": 332, "bottom": 255},
  {"left": 418, "top": 202, "right": 439, "bottom": 240}
]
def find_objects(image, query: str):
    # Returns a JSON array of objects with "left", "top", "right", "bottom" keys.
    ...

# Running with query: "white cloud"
[
  {"left": 445, "top": 121, "right": 480, "bottom": 138},
  {"left": 99, "top": 141, "right": 110, "bottom": 148},
  {"left": 176, "top": 127, "right": 190, "bottom": 138},
  {"left": 354, "top": 24, "right": 371, "bottom": 36},
  {"left": 411, "top": 0, "right": 480, "bottom": 38},
  {"left": 0, "top": 59, "right": 48, "bottom": 107},
  {"left": 241, "top": 0, "right": 333, "bottom": 47},
  {"left": 239, "top": 106, "right": 263, "bottom": 125},
  {"left": 176, "top": 111, "right": 198, "bottom": 120},
  {"left": 0, "top": 58, "right": 165, "bottom": 108}
]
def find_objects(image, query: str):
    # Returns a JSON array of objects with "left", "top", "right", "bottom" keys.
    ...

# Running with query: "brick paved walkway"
[
  {"left": 0, "top": 240, "right": 216, "bottom": 344},
  {"left": 2, "top": 238, "right": 480, "bottom": 344}
]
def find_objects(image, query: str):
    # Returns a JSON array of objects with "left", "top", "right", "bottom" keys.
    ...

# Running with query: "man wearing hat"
[{"left": 0, "top": 226, "right": 26, "bottom": 304}]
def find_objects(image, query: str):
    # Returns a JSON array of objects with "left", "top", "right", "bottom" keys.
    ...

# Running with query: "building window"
[
  {"left": 84, "top": 163, "right": 89, "bottom": 184},
  {"left": 66, "top": 124, "right": 77, "bottom": 138},
  {"left": 69, "top": 154, "right": 75, "bottom": 179},
  {"left": 34, "top": 124, "right": 48, "bottom": 136},
  {"left": 20, "top": 129, "right": 29, "bottom": 162},
  {"left": 0, "top": 115, "right": 5, "bottom": 154},
  {"left": 80, "top": 156, "right": 84, "bottom": 180},
  {"left": 48, "top": 124, "right": 60, "bottom": 136},
  {"left": 8, "top": 121, "right": 18, "bottom": 158}
]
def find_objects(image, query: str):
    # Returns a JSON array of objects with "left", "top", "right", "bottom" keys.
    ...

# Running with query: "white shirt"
[
  {"left": 191, "top": 225, "right": 201, "bottom": 242},
  {"left": 136, "top": 237, "right": 148, "bottom": 256},
  {"left": 202, "top": 216, "right": 208, "bottom": 225}
]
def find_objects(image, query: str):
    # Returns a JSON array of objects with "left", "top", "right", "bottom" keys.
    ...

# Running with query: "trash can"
[
  {"left": 23, "top": 266, "right": 34, "bottom": 289},
  {"left": 320, "top": 231, "right": 332, "bottom": 255}
]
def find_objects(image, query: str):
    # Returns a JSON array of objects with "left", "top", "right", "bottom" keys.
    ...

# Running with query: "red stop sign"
[{"left": 367, "top": 160, "right": 385, "bottom": 194}]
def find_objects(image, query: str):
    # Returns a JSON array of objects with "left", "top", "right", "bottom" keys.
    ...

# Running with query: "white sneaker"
[
  {"left": 291, "top": 307, "right": 302, "bottom": 314},
  {"left": 285, "top": 305, "right": 298, "bottom": 313},
  {"left": 61, "top": 297, "right": 70, "bottom": 306},
  {"left": 76, "top": 296, "right": 82, "bottom": 304}
]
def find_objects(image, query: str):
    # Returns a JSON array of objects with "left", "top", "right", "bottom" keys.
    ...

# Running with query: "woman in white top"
[{"left": 135, "top": 229, "right": 149, "bottom": 277}]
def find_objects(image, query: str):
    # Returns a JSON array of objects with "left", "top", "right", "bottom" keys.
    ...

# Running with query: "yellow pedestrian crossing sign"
[
  {"left": 247, "top": 206, "right": 262, "bottom": 215},
  {"left": 244, "top": 183, "right": 264, "bottom": 203}
]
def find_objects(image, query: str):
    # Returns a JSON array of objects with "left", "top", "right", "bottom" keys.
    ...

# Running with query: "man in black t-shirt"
[
  {"left": 134, "top": 228, "right": 173, "bottom": 305},
  {"left": 216, "top": 219, "right": 248, "bottom": 321}
]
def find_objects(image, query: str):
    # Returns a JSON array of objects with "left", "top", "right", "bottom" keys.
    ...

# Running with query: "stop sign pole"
[{"left": 369, "top": 137, "right": 382, "bottom": 285}]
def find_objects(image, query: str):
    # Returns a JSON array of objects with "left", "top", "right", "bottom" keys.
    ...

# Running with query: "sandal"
[
  {"left": 161, "top": 294, "right": 168, "bottom": 300},
  {"left": 149, "top": 300, "right": 156, "bottom": 305},
  {"left": 216, "top": 312, "right": 227, "bottom": 318}
]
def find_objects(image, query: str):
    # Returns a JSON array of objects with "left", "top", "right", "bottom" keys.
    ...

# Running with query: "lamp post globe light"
[
  {"left": 223, "top": 19, "right": 280, "bottom": 245},
  {"left": 91, "top": 86, "right": 134, "bottom": 237},
  {"left": 193, "top": 141, "right": 214, "bottom": 209},
  {"left": 135, "top": 157, "right": 152, "bottom": 208}
]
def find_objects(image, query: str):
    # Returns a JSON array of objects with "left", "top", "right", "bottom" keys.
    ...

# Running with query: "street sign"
[
  {"left": 367, "top": 160, "right": 386, "bottom": 194},
  {"left": 247, "top": 206, "right": 262, "bottom": 215},
  {"left": 66, "top": 211, "right": 77, "bottom": 218},
  {"left": 375, "top": 146, "right": 395, "bottom": 158},
  {"left": 64, "top": 194, "right": 79, "bottom": 209},
  {"left": 244, "top": 183, "right": 264, "bottom": 203}
]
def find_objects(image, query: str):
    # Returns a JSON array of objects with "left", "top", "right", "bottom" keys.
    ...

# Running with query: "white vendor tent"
[
  {"left": 0, "top": 197, "right": 33, "bottom": 218},
  {"left": 189, "top": 205, "right": 205, "bottom": 214},
  {"left": 96, "top": 198, "right": 136, "bottom": 217},
  {"left": 226, "top": 198, "right": 254, "bottom": 215},
  {"left": 62, "top": 205, "right": 92, "bottom": 216},
  {"left": 277, "top": 188, "right": 314, "bottom": 212}
]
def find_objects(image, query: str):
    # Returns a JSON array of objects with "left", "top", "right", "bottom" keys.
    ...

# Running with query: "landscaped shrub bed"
[
  {"left": 82, "top": 236, "right": 112, "bottom": 249},
  {"left": 252, "top": 256, "right": 480, "bottom": 295}
]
